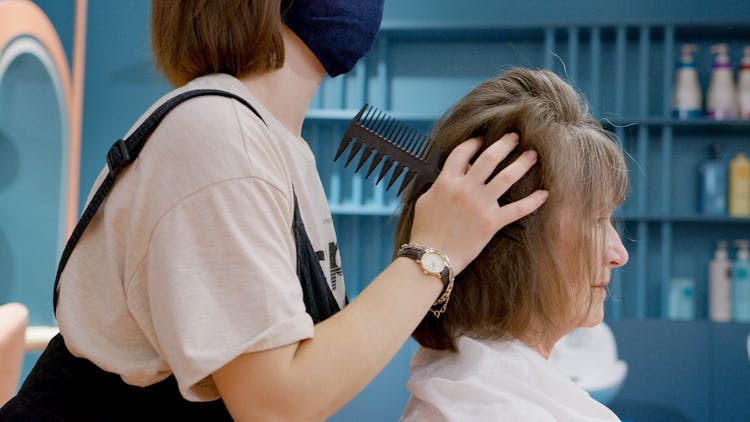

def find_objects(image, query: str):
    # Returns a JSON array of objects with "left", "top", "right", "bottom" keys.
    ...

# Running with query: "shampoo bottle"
[
  {"left": 738, "top": 46, "right": 750, "bottom": 119},
  {"left": 699, "top": 144, "right": 727, "bottom": 215},
  {"left": 709, "top": 240, "right": 732, "bottom": 321},
  {"left": 732, "top": 240, "right": 750, "bottom": 322},
  {"left": 707, "top": 43, "right": 737, "bottom": 120},
  {"left": 672, "top": 44, "right": 702, "bottom": 119},
  {"left": 728, "top": 152, "right": 750, "bottom": 217}
]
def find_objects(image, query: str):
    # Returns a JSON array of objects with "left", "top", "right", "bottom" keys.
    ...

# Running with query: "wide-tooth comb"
[
  {"left": 334, "top": 103, "right": 523, "bottom": 242},
  {"left": 334, "top": 104, "right": 439, "bottom": 197}
]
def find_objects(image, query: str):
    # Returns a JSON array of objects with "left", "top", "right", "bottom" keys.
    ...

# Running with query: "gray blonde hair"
[{"left": 394, "top": 68, "right": 628, "bottom": 351}]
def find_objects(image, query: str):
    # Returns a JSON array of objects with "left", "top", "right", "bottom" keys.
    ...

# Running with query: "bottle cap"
[
  {"left": 736, "top": 239, "right": 750, "bottom": 260},
  {"left": 710, "top": 144, "right": 721, "bottom": 160},
  {"left": 679, "top": 44, "right": 698, "bottom": 67},
  {"left": 710, "top": 43, "right": 731, "bottom": 67},
  {"left": 742, "top": 46, "right": 750, "bottom": 69},
  {"left": 716, "top": 240, "right": 729, "bottom": 259}
]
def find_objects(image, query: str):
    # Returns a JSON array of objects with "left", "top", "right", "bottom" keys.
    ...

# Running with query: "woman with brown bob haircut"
[
  {"left": 1, "top": 2, "right": 549, "bottom": 421},
  {"left": 398, "top": 68, "right": 630, "bottom": 421}
]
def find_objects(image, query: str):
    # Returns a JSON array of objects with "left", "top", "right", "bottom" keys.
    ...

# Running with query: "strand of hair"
[
  {"left": 397, "top": 171, "right": 417, "bottom": 196},
  {"left": 422, "top": 142, "right": 435, "bottom": 160}
]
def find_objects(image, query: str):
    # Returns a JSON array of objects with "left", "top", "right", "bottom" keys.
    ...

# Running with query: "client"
[{"left": 396, "top": 67, "right": 629, "bottom": 422}]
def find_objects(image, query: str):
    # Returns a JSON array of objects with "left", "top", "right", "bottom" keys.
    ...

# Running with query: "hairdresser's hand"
[{"left": 409, "top": 133, "right": 548, "bottom": 275}]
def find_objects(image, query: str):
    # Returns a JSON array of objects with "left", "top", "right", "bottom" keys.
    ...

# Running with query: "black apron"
[{"left": 0, "top": 90, "right": 341, "bottom": 421}]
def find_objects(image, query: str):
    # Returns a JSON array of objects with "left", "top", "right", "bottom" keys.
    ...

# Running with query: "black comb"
[
  {"left": 334, "top": 104, "right": 523, "bottom": 242},
  {"left": 334, "top": 104, "right": 439, "bottom": 197}
]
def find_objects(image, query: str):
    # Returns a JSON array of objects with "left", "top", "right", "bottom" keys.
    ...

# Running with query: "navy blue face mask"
[{"left": 283, "top": 0, "right": 385, "bottom": 77}]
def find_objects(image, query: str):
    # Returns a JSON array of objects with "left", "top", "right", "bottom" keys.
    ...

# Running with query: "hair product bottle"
[
  {"left": 707, "top": 43, "right": 737, "bottom": 120},
  {"left": 738, "top": 46, "right": 750, "bottom": 120},
  {"left": 699, "top": 144, "right": 727, "bottom": 215},
  {"left": 672, "top": 44, "right": 702, "bottom": 119},
  {"left": 728, "top": 152, "right": 750, "bottom": 217},
  {"left": 732, "top": 240, "right": 750, "bottom": 322},
  {"left": 709, "top": 240, "right": 732, "bottom": 322},
  {"left": 668, "top": 278, "right": 695, "bottom": 320}
]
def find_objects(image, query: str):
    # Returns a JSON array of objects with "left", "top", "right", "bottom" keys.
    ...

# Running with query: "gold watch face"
[{"left": 420, "top": 251, "right": 446, "bottom": 274}]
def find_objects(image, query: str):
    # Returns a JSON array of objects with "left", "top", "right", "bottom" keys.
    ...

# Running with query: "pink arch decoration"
[{"left": 0, "top": 0, "right": 86, "bottom": 238}]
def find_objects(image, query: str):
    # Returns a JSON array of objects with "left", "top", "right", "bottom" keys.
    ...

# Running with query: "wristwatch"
[{"left": 397, "top": 243, "right": 453, "bottom": 288}]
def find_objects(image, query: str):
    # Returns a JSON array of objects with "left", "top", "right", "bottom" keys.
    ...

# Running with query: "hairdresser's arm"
[{"left": 213, "top": 134, "right": 548, "bottom": 422}]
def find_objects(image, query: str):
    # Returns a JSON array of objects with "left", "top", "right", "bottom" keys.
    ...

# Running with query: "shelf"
[
  {"left": 307, "top": 17, "right": 750, "bottom": 330},
  {"left": 329, "top": 202, "right": 400, "bottom": 216},
  {"left": 306, "top": 108, "right": 436, "bottom": 125}
]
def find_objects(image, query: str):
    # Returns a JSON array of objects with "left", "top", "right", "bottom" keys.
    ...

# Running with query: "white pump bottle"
[
  {"left": 707, "top": 43, "right": 737, "bottom": 120},
  {"left": 672, "top": 44, "right": 702, "bottom": 119},
  {"left": 738, "top": 46, "right": 750, "bottom": 119},
  {"left": 709, "top": 240, "right": 732, "bottom": 322}
]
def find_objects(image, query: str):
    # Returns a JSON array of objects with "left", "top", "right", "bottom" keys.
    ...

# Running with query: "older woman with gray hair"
[{"left": 397, "top": 68, "right": 629, "bottom": 422}]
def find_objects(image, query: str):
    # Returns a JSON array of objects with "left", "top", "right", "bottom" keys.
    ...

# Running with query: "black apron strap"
[
  {"left": 53, "top": 89, "right": 265, "bottom": 314},
  {"left": 293, "top": 193, "right": 341, "bottom": 323},
  {"left": 1, "top": 89, "right": 344, "bottom": 420}
]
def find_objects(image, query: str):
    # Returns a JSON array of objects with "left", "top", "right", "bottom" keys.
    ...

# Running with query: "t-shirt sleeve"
[{"left": 141, "top": 176, "right": 314, "bottom": 400}]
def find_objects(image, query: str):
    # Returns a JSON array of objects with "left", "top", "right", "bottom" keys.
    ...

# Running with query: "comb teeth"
[
  {"left": 357, "top": 105, "right": 430, "bottom": 158},
  {"left": 334, "top": 104, "right": 440, "bottom": 198},
  {"left": 334, "top": 103, "right": 524, "bottom": 243}
]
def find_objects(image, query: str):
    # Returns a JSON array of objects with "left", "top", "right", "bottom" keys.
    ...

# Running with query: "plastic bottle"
[
  {"left": 668, "top": 278, "right": 695, "bottom": 320},
  {"left": 698, "top": 144, "right": 727, "bottom": 215},
  {"left": 738, "top": 46, "right": 750, "bottom": 119},
  {"left": 728, "top": 152, "right": 750, "bottom": 217},
  {"left": 709, "top": 240, "right": 732, "bottom": 321},
  {"left": 732, "top": 240, "right": 750, "bottom": 322},
  {"left": 707, "top": 43, "right": 737, "bottom": 120},
  {"left": 672, "top": 44, "right": 703, "bottom": 119}
]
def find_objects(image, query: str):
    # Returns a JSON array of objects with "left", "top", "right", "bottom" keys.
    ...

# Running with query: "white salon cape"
[{"left": 400, "top": 336, "right": 621, "bottom": 422}]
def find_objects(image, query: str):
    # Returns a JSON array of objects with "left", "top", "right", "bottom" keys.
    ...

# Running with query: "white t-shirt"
[
  {"left": 57, "top": 73, "right": 345, "bottom": 401},
  {"left": 400, "top": 336, "right": 621, "bottom": 422}
]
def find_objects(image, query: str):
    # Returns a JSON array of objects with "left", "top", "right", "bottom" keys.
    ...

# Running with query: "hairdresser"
[{"left": 0, "top": 1, "right": 547, "bottom": 420}]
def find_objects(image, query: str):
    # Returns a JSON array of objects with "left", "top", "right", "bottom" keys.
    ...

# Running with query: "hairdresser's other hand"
[{"left": 409, "top": 133, "right": 548, "bottom": 275}]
